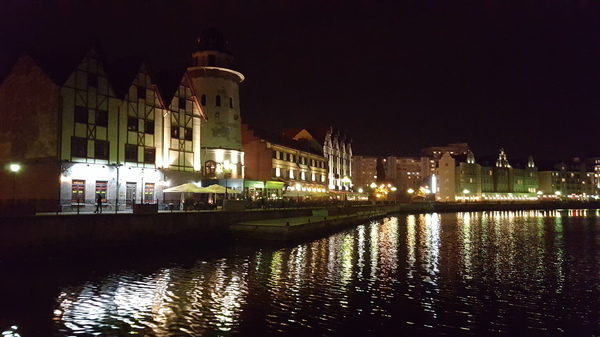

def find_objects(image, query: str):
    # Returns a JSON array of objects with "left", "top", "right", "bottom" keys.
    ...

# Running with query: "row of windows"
[
  {"left": 128, "top": 117, "right": 154, "bottom": 134},
  {"left": 200, "top": 95, "right": 234, "bottom": 108},
  {"left": 273, "top": 151, "right": 326, "bottom": 168},
  {"left": 72, "top": 180, "right": 155, "bottom": 203},
  {"left": 71, "top": 137, "right": 109, "bottom": 160},
  {"left": 71, "top": 137, "right": 156, "bottom": 164},
  {"left": 171, "top": 126, "right": 193, "bottom": 141},
  {"left": 273, "top": 168, "right": 326, "bottom": 182},
  {"left": 75, "top": 106, "right": 108, "bottom": 127},
  {"left": 125, "top": 144, "right": 155, "bottom": 164}
]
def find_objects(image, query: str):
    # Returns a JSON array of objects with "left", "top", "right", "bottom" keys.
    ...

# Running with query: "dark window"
[
  {"left": 144, "top": 120, "right": 154, "bottom": 134},
  {"left": 74, "top": 106, "right": 88, "bottom": 124},
  {"left": 144, "top": 147, "right": 155, "bottom": 164},
  {"left": 216, "top": 95, "right": 221, "bottom": 107},
  {"left": 88, "top": 73, "right": 98, "bottom": 88},
  {"left": 201, "top": 95, "right": 206, "bottom": 106},
  {"left": 95, "top": 109, "right": 108, "bottom": 127},
  {"left": 71, "top": 179, "right": 85, "bottom": 203},
  {"left": 208, "top": 54, "right": 216, "bottom": 66},
  {"left": 171, "top": 126, "right": 179, "bottom": 139},
  {"left": 94, "top": 140, "right": 109, "bottom": 160},
  {"left": 179, "top": 97, "right": 186, "bottom": 110},
  {"left": 272, "top": 151, "right": 277, "bottom": 159},
  {"left": 184, "top": 128, "right": 193, "bottom": 141},
  {"left": 137, "top": 86, "right": 146, "bottom": 99},
  {"left": 71, "top": 137, "right": 87, "bottom": 157},
  {"left": 229, "top": 97, "right": 233, "bottom": 108},
  {"left": 95, "top": 181, "right": 107, "bottom": 203},
  {"left": 125, "top": 144, "right": 137, "bottom": 162},
  {"left": 205, "top": 160, "right": 216, "bottom": 175},
  {"left": 127, "top": 117, "right": 138, "bottom": 131}
]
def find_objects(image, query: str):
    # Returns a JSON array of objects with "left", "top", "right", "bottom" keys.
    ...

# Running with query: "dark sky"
[{"left": 2, "top": 0, "right": 600, "bottom": 160}]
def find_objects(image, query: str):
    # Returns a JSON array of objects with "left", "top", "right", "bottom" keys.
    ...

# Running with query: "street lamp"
[
  {"left": 463, "top": 189, "right": 470, "bottom": 203},
  {"left": 9, "top": 163, "right": 20, "bottom": 203},
  {"left": 223, "top": 160, "right": 233, "bottom": 201}
]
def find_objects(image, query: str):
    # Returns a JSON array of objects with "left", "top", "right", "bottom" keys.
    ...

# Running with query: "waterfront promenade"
[{"left": 0, "top": 201, "right": 599, "bottom": 258}]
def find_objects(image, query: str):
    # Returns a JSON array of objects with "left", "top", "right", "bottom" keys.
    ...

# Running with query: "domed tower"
[{"left": 187, "top": 28, "right": 245, "bottom": 181}]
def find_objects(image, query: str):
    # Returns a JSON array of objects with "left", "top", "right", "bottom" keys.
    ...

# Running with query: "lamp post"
[
  {"left": 9, "top": 163, "right": 20, "bottom": 204},
  {"left": 223, "top": 160, "right": 233, "bottom": 202}
]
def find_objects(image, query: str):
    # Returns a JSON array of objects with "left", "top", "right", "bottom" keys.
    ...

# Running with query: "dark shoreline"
[{"left": 0, "top": 201, "right": 598, "bottom": 259}]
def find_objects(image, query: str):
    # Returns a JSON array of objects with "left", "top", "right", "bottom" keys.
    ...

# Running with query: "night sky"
[{"left": 2, "top": 0, "right": 600, "bottom": 160}]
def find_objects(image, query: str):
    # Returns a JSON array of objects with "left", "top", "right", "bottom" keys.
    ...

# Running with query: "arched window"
[
  {"left": 201, "top": 95, "right": 206, "bottom": 106},
  {"left": 205, "top": 160, "right": 217, "bottom": 175},
  {"left": 216, "top": 95, "right": 221, "bottom": 107}
]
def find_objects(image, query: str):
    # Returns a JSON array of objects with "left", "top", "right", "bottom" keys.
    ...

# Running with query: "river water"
[{"left": 1, "top": 210, "right": 600, "bottom": 336}]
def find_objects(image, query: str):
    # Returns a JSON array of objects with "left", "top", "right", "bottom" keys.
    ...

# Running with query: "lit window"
[
  {"left": 205, "top": 160, "right": 216, "bottom": 175},
  {"left": 95, "top": 181, "right": 107, "bottom": 203},
  {"left": 184, "top": 128, "right": 193, "bottom": 141},
  {"left": 71, "top": 179, "right": 85, "bottom": 203},
  {"left": 127, "top": 117, "right": 138, "bottom": 131},
  {"left": 144, "top": 183, "right": 155, "bottom": 203},
  {"left": 171, "top": 126, "right": 180, "bottom": 139}
]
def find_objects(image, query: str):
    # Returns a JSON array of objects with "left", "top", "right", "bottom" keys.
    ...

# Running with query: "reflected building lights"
[{"left": 406, "top": 215, "right": 417, "bottom": 279}]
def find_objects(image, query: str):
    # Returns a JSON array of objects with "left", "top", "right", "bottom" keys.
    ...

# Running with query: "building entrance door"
[{"left": 126, "top": 182, "right": 137, "bottom": 209}]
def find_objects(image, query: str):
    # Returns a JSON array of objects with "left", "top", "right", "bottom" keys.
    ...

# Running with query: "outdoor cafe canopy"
[
  {"left": 163, "top": 183, "right": 205, "bottom": 193},
  {"left": 198, "top": 184, "right": 239, "bottom": 194}
]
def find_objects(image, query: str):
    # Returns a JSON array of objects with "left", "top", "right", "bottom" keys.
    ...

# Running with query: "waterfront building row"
[
  {"left": 436, "top": 150, "right": 600, "bottom": 202},
  {"left": 0, "top": 30, "right": 354, "bottom": 212}
]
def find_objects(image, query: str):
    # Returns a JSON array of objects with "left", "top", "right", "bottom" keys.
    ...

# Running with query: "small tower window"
[
  {"left": 216, "top": 95, "right": 221, "bottom": 107},
  {"left": 87, "top": 73, "right": 98, "bottom": 88},
  {"left": 201, "top": 95, "right": 206, "bottom": 106},
  {"left": 229, "top": 97, "right": 233, "bottom": 108},
  {"left": 179, "top": 97, "right": 186, "bottom": 110},
  {"left": 137, "top": 86, "right": 146, "bottom": 99}
]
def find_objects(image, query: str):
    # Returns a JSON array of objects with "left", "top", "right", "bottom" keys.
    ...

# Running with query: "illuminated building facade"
[
  {"left": 241, "top": 124, "right": 328, "bottom": 199},
  {"left": 187, "top": 29, "right": 245, "bottom": 191},
  {"left": 436, "top": 149, "right": 539, "bottom": 202},
  {"left": 0, "top": 47, "right": 206, "bottom": 211},
  {"left": 352, "top": 155, "right": 435, "bottom": 197},
  {"left": 281, "top": 127, "right": 353, "bottom": 192},
  {"left": 421, "top": 142, "right": 470, "bottom": 160},
  {"left": 538, "top": 158, "right": 600, "bottom": 199}
]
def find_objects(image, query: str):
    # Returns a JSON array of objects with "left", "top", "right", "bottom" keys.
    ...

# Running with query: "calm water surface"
[{"left": 1, "top": 210, "right": 600, "bottom": 336}]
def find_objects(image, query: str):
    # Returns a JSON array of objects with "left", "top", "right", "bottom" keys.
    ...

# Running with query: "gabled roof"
[
  {"left": 103, "top": 53, "right": 146, "bottom": 99},
  {"left": 151, "top": 67, "right": 187, "bottom": 110},
  {"left": 247, "top": 126, "right": 324, "bottom": 157}
]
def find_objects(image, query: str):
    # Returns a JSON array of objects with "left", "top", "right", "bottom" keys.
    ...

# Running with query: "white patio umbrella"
[{"left": 163, "top": 183, "right": 205, "bottom": 193}]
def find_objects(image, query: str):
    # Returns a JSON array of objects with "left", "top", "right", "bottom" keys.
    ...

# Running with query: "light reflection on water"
[{"left": 37, "top": 210, "right": 600, "bottom": 335}]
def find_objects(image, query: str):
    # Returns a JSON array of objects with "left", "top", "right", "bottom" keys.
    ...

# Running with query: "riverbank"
[{"left": 0, "top": 201, "right": 598, "bottom": 257}]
